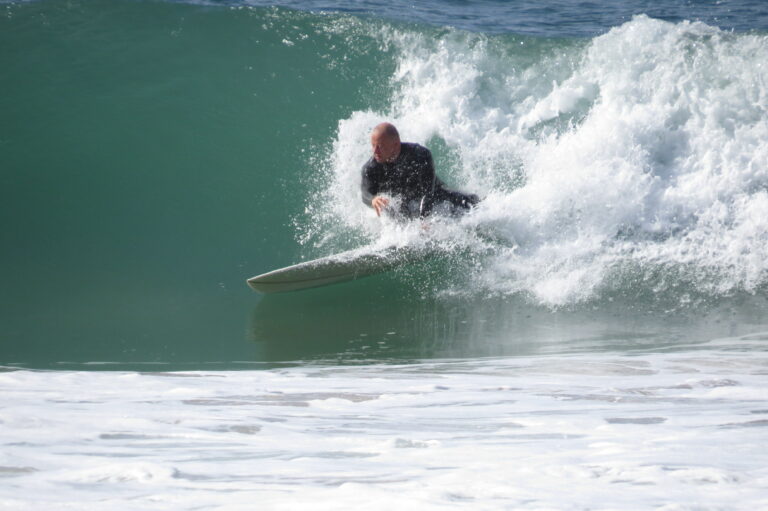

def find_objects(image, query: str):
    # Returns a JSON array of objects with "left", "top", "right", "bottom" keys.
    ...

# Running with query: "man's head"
[{"left": 370, "top": 122, "right": 401, "bottom": 163}]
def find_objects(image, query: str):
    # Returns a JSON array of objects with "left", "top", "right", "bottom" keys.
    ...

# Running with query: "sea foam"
[
  {"left": 311, "top": 15, "right": 768, "bottom": 307},
  {"left": 1, "top": 335, "right": 767, "bottom": 510}
]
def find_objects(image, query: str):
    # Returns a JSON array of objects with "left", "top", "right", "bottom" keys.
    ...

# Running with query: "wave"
[{"left": 301, "top": 14, "right": 768, "bottom": 307}]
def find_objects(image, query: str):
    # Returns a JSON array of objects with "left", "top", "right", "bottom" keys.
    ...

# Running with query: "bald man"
[{"left": 361, "top": 123, "right": 479, "bottom": 219}]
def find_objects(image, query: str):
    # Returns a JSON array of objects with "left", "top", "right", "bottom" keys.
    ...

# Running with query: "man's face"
[{"left": 371, "top": 132, "right": 400, "bottom": 163}]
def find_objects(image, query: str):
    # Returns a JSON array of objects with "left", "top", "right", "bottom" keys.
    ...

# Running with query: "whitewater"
[
  {"left": 2, "top": 334, "right": 768, "bottom": 510},
  {"left": 310, "top": 14, "right": 768, "bottom": 307}
]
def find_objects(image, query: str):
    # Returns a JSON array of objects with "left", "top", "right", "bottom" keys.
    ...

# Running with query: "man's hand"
[{"left": 371, "top": 196, "right": 390, "bottom": 217}]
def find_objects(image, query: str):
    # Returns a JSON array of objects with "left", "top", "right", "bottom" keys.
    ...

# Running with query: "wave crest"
[{"left": 307, "top": 15, "right": 768, "bottom": 306}]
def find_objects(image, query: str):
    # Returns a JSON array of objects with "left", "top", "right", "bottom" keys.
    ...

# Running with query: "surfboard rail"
[{"left": 246, "top": 245, "right": 433, "bottom": 294}]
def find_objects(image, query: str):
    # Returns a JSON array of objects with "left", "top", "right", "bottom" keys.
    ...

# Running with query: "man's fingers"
[{"left": 372, "top": 197, "right": 388, "bottom": 217}]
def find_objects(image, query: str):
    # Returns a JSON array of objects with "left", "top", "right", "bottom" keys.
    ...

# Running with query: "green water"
[{"left": 1, "top": 0, "right": 373, "bottom": 367}]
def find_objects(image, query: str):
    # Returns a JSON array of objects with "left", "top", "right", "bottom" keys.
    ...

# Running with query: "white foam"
[
  {"left": 310, "top": 15, "right": 768, "bottom": 306},
  {"left": 1, "top": 338, "right": 766, "bottom": 509}
]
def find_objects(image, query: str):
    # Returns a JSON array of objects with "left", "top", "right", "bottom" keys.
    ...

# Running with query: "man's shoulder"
[
  {"left": 401, "top": 142, "right": 429, "bottom": 154},
  {"left": 401, "top": 142, "right": 432, "bottom": 165},
  {"left": 401, "top": 142, "right": 432, "bottom": 163}
]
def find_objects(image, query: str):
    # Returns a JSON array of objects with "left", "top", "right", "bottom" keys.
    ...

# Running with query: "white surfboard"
[{"left": 246, "top": 244, "right": 435, "bottom": 294}]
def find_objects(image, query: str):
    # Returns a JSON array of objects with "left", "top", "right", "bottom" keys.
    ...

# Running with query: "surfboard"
[{"left": 246, "top": 244, "right": 435, "bottom": 294}]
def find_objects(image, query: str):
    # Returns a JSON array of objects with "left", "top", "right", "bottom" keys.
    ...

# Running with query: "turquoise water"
[
  {"left": 2, "top": 0, "right": 768, "bottom": 370},
  {"left": 2, "top": 1, "right": 363, "bottom": 367}
]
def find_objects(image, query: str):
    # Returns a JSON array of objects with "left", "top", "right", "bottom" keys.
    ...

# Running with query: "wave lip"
[{"left": 158, "top": 0, "right": 768, "bottom": 36}]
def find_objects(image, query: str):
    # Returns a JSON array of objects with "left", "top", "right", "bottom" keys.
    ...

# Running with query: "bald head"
[
  {"left": 370, "top": 122, "right": 401, "bottom": 163},
  {"left": 372, "top": 122, "right": 399, "bottom": 140}
]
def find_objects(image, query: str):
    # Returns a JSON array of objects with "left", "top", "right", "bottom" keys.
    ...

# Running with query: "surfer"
[{"left": 361, "top": 123, "right": 479, "bottom": 219}]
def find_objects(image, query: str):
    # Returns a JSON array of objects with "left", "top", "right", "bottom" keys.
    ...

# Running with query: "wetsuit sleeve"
[
  {"left": 361, "top": 164, "right": 376, "bottom": 207},
  {"left": 415, "top": 148, "right": 437, "bottom": 216}
]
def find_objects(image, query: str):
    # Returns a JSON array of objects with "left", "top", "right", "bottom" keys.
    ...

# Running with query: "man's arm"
[
  {"left": 361, "top": 167, "right": 376, "bottom": 207},
  {"left": 361, "top": 162, "right": 390, "bottom": 216},
  {"left": 415, "top": 147, "right": 437, "bottom": 216}
]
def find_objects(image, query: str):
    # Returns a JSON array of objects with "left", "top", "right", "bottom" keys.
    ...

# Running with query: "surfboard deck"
[{"left": 246, "top": 244, "right": 435, "bottom": 294}]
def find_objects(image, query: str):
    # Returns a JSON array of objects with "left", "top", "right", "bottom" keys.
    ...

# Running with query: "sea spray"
[{"left": 308, "top": 15, "right": 768, "bottom": 307}]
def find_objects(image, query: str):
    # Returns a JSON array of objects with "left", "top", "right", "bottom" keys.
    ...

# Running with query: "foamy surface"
[
  {"left": 2, "top": 334, "right": 767, "bottom": 510},
  {"left": 310, "top": 15, "right": 768, "bottom": 307}
]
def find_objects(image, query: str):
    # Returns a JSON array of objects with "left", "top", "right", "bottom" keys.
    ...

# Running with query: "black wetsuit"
[{"left": 361, "top": 142, "right": 479, "bottom": 219}]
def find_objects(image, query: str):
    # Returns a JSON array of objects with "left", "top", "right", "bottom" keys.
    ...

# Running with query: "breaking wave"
[{"left": 301, "top": 14, "right": 768, "bottom": 307}]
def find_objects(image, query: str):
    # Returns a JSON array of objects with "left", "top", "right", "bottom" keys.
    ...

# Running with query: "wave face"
[{"left": 302, "top": 14, "right": 768, "bottom": 307}]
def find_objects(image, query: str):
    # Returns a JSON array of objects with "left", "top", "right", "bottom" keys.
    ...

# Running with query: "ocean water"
[{"left": 1, "top": 0, "right": 768, "bottom": 508}]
